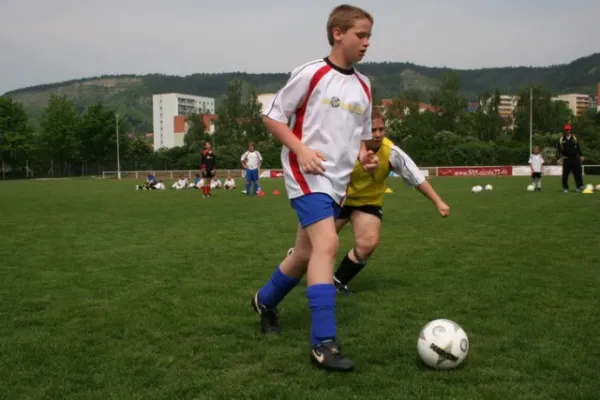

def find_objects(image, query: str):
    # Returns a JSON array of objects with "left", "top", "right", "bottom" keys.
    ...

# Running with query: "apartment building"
[
  {"left": 551, "top": 94, "right": 590, "bottom": 116},
  {"left": 152, "top": 93, "right": 216, "bottom": 150}
]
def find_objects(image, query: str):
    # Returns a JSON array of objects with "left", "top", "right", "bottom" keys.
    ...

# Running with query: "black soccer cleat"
[
  {"left": 251, "top": 292, "right": 280, "bottom": 334},
  {"left": 334, "top": 279, "right": 354, "bottom": 296},
  {"left": 310, "top": 340, "right": 354, "bottom": 372}
]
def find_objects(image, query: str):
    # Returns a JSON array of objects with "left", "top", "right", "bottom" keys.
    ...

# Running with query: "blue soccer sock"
[
  {"left": 306, "top": 283, "right": 337, "bottom": 347},
  {"left": 257, "top": 266, "right": 300, "bottom": 309},
  {"left": 245, "top": 181, "right": 251, "bottom": 194}
]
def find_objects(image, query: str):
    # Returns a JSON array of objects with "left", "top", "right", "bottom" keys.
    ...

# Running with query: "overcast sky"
[{"left": 1, "top": 0, "right": 599, "bottom": 94}]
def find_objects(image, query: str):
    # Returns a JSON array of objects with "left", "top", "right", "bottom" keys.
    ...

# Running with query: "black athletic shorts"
[
  {"left": 531, "top": 172, "right": 542, "bottom": 179},
  {"left": 202, "top": 170, "right": 215, "bottom": 179},
  {"left": 337, "top": 204, "right": 383, "bottom": 221}
]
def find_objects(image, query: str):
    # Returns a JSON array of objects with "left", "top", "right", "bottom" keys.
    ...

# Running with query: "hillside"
[{"left": 4, "top": 53, "right": 600, "bottom": 133}]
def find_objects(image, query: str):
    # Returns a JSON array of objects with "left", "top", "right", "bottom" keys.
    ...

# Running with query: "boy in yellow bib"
[{"left": 289, "top": 112, "right": 450, "bottom": 294}]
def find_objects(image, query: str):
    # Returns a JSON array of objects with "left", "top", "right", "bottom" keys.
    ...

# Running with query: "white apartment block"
[
  {"left": 152, "top": 93, "right": 216, "bottom": 150},
  {"left": 498, "top": 95, "right": 518, "bottom": 119},
  {"left": 551, "top": 94, "right": 590, "bottom": 116}
]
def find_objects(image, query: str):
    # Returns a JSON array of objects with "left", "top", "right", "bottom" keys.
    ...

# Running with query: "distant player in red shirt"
[{"left": 200, "top": 142, "right": 216, "bottom": 197}]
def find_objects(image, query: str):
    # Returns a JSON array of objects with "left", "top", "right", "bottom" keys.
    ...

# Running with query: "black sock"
[{"left": 334, "top": 253, "right": 366, "bottom": 285}]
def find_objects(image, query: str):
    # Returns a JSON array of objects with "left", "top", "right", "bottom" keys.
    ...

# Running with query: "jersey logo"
[{"left": 321, "top": 97, "right": 365, "bottom": 115}]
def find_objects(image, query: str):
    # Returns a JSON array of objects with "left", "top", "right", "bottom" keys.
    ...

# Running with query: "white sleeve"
[
  {"left": 256, "top": 151, "right": 263, "bottom": 161},
  {"left": 361, "top": 101, "right": 372, "bottom": 140},
  {"left": 528, "top": 155, "right": 532, "bottom": 163},
  {"left": 389, "top": 145, "right": 425, "bottom": 187},
  {"left": 240, "top": 151, "right": 249, "bottom": 162},
  {"left": 540, "top": 156, "right": 545, "bottom": 163},
  {"left": 263, "top": 65, "right": 312, "bottom": 124}
]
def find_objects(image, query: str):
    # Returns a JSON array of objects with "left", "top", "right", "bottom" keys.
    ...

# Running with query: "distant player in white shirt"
[
  {"left": 154, "top": 180, "right": 165, "bottom": 190},
  {"left": 224, "top": 174, "right": 236, "bottom": 190},
  {"left": 210, "top": 178, "right": 222, "bottom": 189},
  {"left": 172, "top": 174, "right": 188, "bottom": 190},
  {"left": 241, "top": 142, "right": 263, "bottom": 195},
  {"left": 250, "top": 4, "right": 378, "bottom": 373},
  {"left": 529, "top": 145, "right": 544, "bottom": 191}
]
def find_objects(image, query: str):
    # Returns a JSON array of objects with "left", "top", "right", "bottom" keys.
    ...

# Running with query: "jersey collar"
[{"left": 324, "top": 57, "right": 355, "bottom": 75}]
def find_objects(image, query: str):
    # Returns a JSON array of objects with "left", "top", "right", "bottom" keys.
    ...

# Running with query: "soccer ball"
[
  {"left": 484, "top": 184, "right": 493, "bottom": 191},
  {"left": 417, "top": 319, "right": 469, "bottom": 369},
  {"left": 596, "top": 184, "right": 600, "bottom": 191},
  {"left": 471, "top": 185, "right": 482, "bottom": 193},
  {"left": 585, "top": 184, "right": 594, "bottom": 191},
  {"left": 527, "top": 184, "right": 535, "bottom": 192}
]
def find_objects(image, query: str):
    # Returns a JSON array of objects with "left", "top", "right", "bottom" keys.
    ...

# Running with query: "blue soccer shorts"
[
  {"left": 290, "top": 193, "right": 341, "bottom": 229},
  {"left": 246, "top": 168, "right": 259, "bottom": 182}
]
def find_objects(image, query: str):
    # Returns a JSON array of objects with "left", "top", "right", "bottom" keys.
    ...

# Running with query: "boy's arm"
[
  {"left": 389, "top": 144, "right": 448, "bottom": 216},
  {"left": 528, "top": 155, "right": 533, "bottom": 173},
  {"left": 359, "top": 93, "right": 373, "bottom": 162},
  {"left": 262, "top": 67, "right": 312, "bottom": 155},
  {"left": 240, "top": 151, "right": 248, "bottom": 168},
  {"left": 389, "top": 145, "right": 426, "bottom": 188}
]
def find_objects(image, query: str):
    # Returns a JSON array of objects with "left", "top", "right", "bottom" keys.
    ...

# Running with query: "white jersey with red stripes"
[{"left": 263, "top": 57, "right": 372, "bottom": 204}]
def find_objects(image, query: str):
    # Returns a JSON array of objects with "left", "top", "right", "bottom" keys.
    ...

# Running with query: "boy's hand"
[
  {"left": 435, "top": 200, "right": 450, "bottom": 217},
  {"left": 297, "top": 146, "right": 326, "bottom": 175},
  {"left": 360, "top": 150, "right": 379, "bottom": 173}
]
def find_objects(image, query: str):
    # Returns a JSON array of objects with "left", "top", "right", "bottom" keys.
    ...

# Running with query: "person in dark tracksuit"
[{"left": 557, "top": 124, "right": 585, "bottom": 192}]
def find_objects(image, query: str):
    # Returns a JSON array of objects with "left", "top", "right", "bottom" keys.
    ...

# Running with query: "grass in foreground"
[{"left": 0, "top": 176, "right": 599, "bottom": 400}]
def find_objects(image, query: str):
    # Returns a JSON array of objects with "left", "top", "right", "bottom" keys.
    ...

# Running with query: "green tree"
[
  {"left": 184, "top": 113, "right": 209, "bottom": 152},
  {"left": 513, "top": 86, "right": 573, "bottom": 140},
  {"left": 214, "top": 79, "right": 268, "bottom": 148},
  {"left": 38, "top": 95, "right": 81, "bottom": 175},
  {"left": 129, "top": 137, "right": 153, "bottom": 168},
  {"left": 0, "top": 97, "right": 34, "bottom": 173},
  {"left": 79, "top": 102, "right": 129, "bottom": 166},
  {"left": 430, "top": 72, "right": 468, "bottom": 134},
  {"left": 468, "top": 90, "right": 505, "bottom": 141}
]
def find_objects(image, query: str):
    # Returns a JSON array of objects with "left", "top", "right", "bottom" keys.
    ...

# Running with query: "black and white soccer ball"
[{"left": 417, "top": 319, "right": 469, "bottom": 369}]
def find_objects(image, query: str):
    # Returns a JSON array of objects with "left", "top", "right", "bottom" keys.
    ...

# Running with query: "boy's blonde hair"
[
  {"left": 327, "top": 4, "right": 373, "bottom": 46},
  {"left": 372, "top": 109, "right": 384, "bottom": 122}
]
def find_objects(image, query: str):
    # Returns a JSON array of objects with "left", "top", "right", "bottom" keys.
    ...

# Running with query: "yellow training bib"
[{"left": 344, "top": 137, "right": 393, "bottom": 207}]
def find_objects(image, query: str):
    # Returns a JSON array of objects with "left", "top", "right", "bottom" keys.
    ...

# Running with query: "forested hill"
[{"left": 4, "top": 53, "right": 600, "bottom": 132}]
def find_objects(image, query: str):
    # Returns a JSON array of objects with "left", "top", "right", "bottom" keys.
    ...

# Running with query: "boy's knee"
[
  {"left": 356, "top": 233, "right": 379, "bottom": 257},
  {"left": 312, "top": 231, "right": 339, "bottom": 257}
]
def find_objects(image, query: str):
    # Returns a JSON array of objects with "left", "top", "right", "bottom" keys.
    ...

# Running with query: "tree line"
[{"left": 1, "top": 72, "right": 599, "bottom": 179}]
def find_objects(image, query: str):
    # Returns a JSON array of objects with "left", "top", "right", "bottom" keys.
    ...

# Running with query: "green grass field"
[{"left": 1, "top": 176, "right": 599, "bottom": 400}]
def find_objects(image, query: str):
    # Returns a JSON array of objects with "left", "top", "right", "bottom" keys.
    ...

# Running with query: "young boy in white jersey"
[
  {"left": 250, "top": 4, "right": 377, "bottom": 372},
  {"left": 171, "top": 174, "right": 188, "bottom": 190},
  {"left": 529, "top": 145, "right": 544, "bottom": 191},
  {"left": 224, "top": 174, "right": 236, "bottom": 190},
  {"left": 241, "top": 143, "right": 263, "bottom": 195}
]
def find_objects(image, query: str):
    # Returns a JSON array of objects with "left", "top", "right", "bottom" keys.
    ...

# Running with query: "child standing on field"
[
  {"left": 250, "top": 4, "right": 378, "bottom": 372},
  {"left": 529, "top": 145, "right": 544, "bottom": 191}
]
